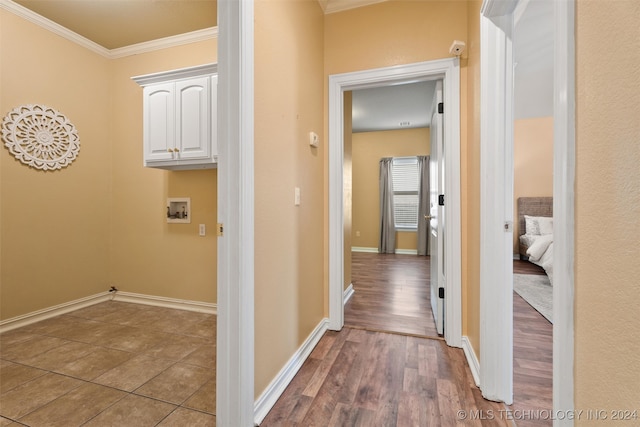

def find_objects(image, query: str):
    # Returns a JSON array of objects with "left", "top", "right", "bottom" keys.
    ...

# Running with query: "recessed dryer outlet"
[{"left": 167, "top": 198, "right": 191, "bottom": 223}]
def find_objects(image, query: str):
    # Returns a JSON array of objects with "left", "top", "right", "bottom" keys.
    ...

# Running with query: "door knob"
[{"left": 424, "top": 215, "right": 435, "bottom": 220}]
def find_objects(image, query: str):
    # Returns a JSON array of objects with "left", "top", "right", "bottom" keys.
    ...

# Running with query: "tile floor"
[{"left": 0, "top": 301, "right": 216, "bottom": 426}]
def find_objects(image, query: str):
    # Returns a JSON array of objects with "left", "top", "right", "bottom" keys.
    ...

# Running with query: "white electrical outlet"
[{"left": 199, "top": 224, "right": 206, "bottom": 236}]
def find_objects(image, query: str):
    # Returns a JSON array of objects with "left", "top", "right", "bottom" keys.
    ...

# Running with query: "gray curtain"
[
  {"left": 378, "top": 158, "right": 396, "bottom": 253},
  {"left": 417, "top": 155, "right": 430, "bottom": 256}
]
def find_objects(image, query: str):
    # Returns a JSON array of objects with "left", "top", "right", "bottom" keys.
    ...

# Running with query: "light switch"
[
  {"left": 309, "top": 132, "right": 319, "bottom": 147},
  {"left": 294, "top": 187, "right": 301, "bottom": 206}
]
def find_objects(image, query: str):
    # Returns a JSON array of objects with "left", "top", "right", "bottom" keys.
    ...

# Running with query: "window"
[{"left": 392, "top": 157, "right": 419, "bottom": 230}]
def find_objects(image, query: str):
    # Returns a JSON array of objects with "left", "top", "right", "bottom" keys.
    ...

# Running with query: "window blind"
[{"left": 392, "top": 157, "right": 419, "bottom": 229}]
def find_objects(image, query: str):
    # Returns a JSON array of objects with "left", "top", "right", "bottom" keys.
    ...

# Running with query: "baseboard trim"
[
  {"left": 0, "top": 292, "right": 111, "bottom": 334},
  {"left": 351, "top": 246, "right": 378, "bottom": 253},
  {"left": 254, "top": 318, "right": 329, "bottom": 425},
  {"left": 351, "top": 247, "right": 418, "bottom": 255},
  {"left": 343, "top": 283, "right": 354, "bottom": 304},
  {"left": 462, "top": 336, "right": 481, "bottom": 387},
  {"left": 395, "top": 249, "right": 418, "bottom": 255},
  {"left": 112, "top": 292, "right": 216, "bottom": 314}
]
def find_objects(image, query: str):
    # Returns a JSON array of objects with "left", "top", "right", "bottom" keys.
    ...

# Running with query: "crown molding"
[
  {"left": 0, "top": 0, "right": 218, "bottom": 59},
  {"left": 109, "top": 27, "right": 219, "bottom": 59},
  {"left": 0, "top": 0, "right": 111, "bottom": 57}
]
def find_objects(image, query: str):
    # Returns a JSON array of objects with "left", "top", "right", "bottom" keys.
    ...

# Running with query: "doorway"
[
  {"left": 328, "top": 58, "right": 462, "bottom": 348},
  {"left": 344, "top": 81, "right": 440, "bottom": 338},
  {"left": 479, "top": 0, "right": 575, "bottom": 418}
]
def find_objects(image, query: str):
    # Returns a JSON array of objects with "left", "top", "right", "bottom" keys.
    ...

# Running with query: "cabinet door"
[
  {"left": 175, "top": 77, "right": 210, "bottom": 160},
  {"left": 210, "top": 75, "right": 218, "bottom": 160},
  {"left": 144, "top": 83, "right": 175, "bottom": 163}
]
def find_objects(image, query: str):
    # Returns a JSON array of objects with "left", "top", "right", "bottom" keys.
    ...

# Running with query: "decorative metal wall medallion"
[{"left": 1, "top": 104, "right": 80, "bottom": 171}]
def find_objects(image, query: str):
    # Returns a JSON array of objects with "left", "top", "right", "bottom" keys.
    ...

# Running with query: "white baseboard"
[
  {"left": 0, "top": 291, "right": 217, "bottom": 334},
  {"left": 113, "top": 291, "right": 216, "bottom": 314},
  {"left": 0, "top": 292, "right": 111, "bottom": 334},
  {"left": 351, "top": 246, "right": 418, "bottom": 255},
  {"left": 395, "top": 249, "right": 418, "bottom": 255},
  {"left": 462, "top": 336, "right": 481, "bottom": 387},
  {"left": 351, "top": 246, "right": 378, "bottom": 253},
  {"left": 343, "top": 283, "right": 354, "bottom": 304},
  {"left": 254, "top": 318, "right": 329, "bottom": 425}
]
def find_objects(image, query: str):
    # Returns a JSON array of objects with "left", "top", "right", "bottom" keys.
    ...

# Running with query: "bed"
[{"left": 517, "top": 197, "right": 554, "bottom": 284}]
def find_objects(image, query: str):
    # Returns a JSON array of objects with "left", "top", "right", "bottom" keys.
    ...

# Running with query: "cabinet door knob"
[
  {"left": 167, "top": 148, "right": 173, "bottom": 153},
  {"left": 174, "top": 148, "right": 180, "bottom": 152}
]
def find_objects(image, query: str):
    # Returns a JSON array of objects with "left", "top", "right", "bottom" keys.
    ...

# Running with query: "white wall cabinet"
[{"left": 133, "top": 64, "right": 218, "bottom": 170}]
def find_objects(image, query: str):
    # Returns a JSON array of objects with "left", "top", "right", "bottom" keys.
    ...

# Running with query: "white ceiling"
[{"left": 351, "top": 81, "right": 437, "bottom": 133}]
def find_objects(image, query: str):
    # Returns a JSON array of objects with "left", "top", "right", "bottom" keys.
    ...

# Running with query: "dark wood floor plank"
[
  {"left": 346, "top": 252, "right": 438, "bottom": 337},
  {"left": 262, "top": 255, "right": 551, "bottom": 426}
]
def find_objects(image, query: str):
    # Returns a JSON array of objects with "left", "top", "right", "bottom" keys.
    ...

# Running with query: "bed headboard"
[
  {"left": 517, "top": 197, "right": 553, "bottom": 238},
  {"left": 517, "top": 197, "right": 553, "bottom": 258}
]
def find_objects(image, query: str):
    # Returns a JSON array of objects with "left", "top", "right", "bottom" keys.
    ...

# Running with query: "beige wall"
[
  {"left": 575, "top": 0, "right": 640, "bottom": 420},
  {"left": 0, "top": 10, "right": 218, "bottom": 321},
  {"left": 513, "top": 117, "right": 554, "bottom": 251},
  {"left": 254, "top": 0, "right": 325, "bottom": 398},
  {"left": 1, "top": 10, "right": 111, "bottom": 319},
  {"left": 351, "top": 128, "right": 430, "bottom": 251},
  {"left": 110, "top": 42, "right": 217, "bottom": 303},
  {"left": 463, "top": 0, "right": 481, "bottom": 357}
]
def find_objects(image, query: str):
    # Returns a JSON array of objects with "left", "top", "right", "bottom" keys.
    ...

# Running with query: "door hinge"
[
  {"left": 438, "top": 102, "right": 444, "bottom": 114},
  {"left": 216, "top": 223, "right": 224, "bottom": 236},
  {"left": 438, "top": 194, "right": 445, "bottom": 206},
  {"left": 438, "top": 287, "right": 445, "bottom": 299}
]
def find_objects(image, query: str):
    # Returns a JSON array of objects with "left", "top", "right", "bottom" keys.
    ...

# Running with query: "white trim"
[
  {"left": 112, "top": 292, "right": 216, "bottom": 314},
  {"left": 0, "top": 292, "right": 110, "bottom": 333},
  {"left": 351, "top": 246, "right": 378, "bottom": 253},
  {"left": 0, "top": 0, "right": 217, "bottom": 59},
  {"left": 343, "top": 284, "right": 354, "bottom": 305},
  {"left": 216, "top": 0, "right": 255, "bottom": 425},
  {"left": 109, "top": 28, "right": 218, "bottom": 59},
  {"left": 329, "top": 58, "right": 462, "bottom": 348},
  {"left": 395, "top": 249, "right": 418, "bottom": 255},
  {"left": 552, "top": 0, "right": 575, "bottom": 424},
  {"left": 479, "top": 0, "right": 575, "bottom": 422},
  {"left": 253, "top": 318, "right": 329, "bottom": 425},
  {"left": 479, "top": 8, "right": 514, "bottom": 404},
  {"left": 132, "top": 63, "right": 218, "bottom": 87},
  {"left": 462, "top": 336, "right": 481, "bottom": 387}
]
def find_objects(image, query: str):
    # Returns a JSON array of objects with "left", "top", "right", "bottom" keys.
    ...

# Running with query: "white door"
[{"left": 429, "top": 81, "right": 445, "bottom": 335}]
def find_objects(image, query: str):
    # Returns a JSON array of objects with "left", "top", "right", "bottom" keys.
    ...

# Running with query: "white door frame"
[
  {"left": 479, "top": 0, "right": 575, "bottom": 422},
  {"left": 328, "top": 58, "right": 462, "bottom": 348},
  {"left": 216, "top": 0, "right": 255, "bottom": 425}
]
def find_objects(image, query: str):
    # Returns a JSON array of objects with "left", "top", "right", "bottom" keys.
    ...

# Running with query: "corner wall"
[
  {"left": 109, "top": 41, "right": 218, "bottom": 303},
  {"left": 0, "top": 10, "right": 111, "bottom": 319},
  {"left": 254, "top": 0, "right": 325, "bottom": 398}
]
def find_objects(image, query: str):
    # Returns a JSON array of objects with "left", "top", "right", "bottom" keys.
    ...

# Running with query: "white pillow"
[
  {"left": 524, "top": 215, "right": 553, "bottom": 235},
  {"left": 538, "top": 216, "right": 553, "bottom": 235}
]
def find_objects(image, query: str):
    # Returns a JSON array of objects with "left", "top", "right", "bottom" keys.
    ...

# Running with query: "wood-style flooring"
[
  {"left": 261, "top": 327, "right": 510, "bottom": 426},
  {"left": 264, "top": 253, "right": 552, "bottom": 426},
  {"left": 510, "top": 262, "right": 552, "bottom": 427},
  {"left": 345, "top": 252, "right": 438, "bottom": 338}
]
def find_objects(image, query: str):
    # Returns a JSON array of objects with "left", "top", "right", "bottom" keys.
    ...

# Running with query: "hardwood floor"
[
  {"left": 263, "top": 254, "right": 551, "bottom": 426},
  {"left": 510, "top": 266, "right": 552, "bottom": 427},
  {"left": 345, "top": 252, "right": 438, "bottom": 338},
  {"left": 261, "top": 327, "right": 510, "bottom": 426}
]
